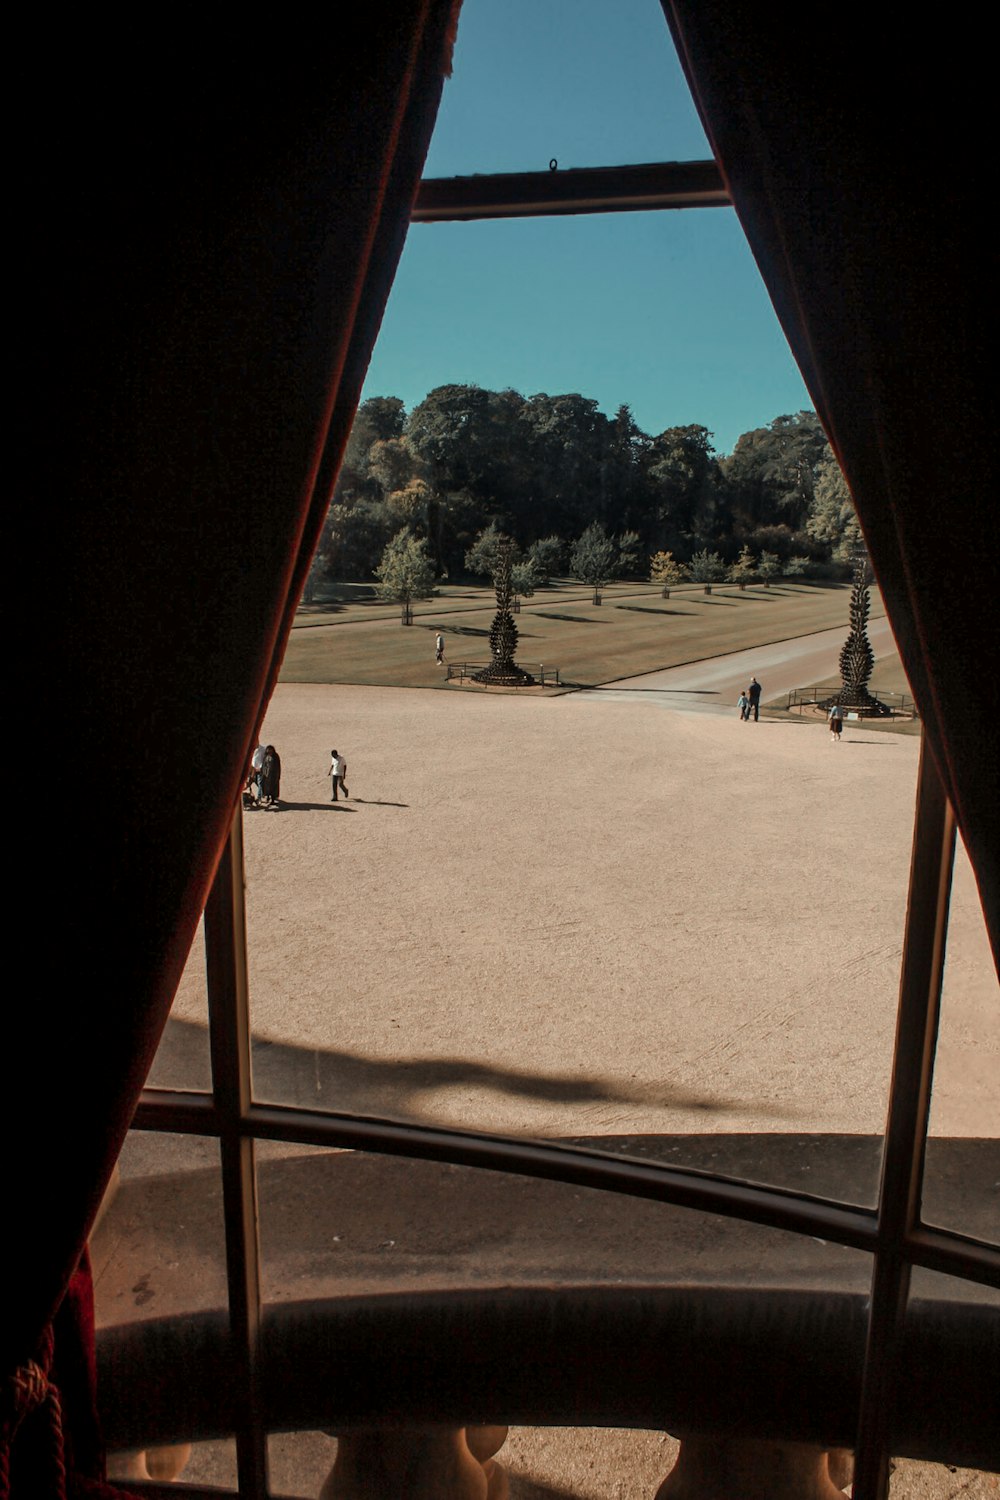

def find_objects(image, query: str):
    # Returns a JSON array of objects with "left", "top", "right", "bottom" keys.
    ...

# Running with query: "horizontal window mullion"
[
  {"left": 903, "top": 1224, "right": 1000, "bottom": 1289},
  {"left": 241, "top": 1100, "right": 880, "bottom": 1253},
  {"left": 413, "top": 159, "right": 729, "bottom": 222},
  {"left": 133, "top": 1087, "right": 220, "bottom": 1133}
]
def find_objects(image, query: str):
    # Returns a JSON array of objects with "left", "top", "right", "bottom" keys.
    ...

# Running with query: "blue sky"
[{"left": 360, "top": 0, "right": 812, "bottom": 457}]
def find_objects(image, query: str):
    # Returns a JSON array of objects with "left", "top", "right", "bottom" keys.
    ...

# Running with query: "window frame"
[{"left": 127, "top": 164, "right": 999, "bottom": 1500}]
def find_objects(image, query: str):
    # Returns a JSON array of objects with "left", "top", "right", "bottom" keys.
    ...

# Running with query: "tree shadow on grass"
[
  {"left": 439, "top": 624, "right": 538, "bottom": 640},
  {"left": 534, "top": 612, "right": 608, "bottom": 624},
  {"left": 613, "top": 605, "right": 694, "bottom": 617}
]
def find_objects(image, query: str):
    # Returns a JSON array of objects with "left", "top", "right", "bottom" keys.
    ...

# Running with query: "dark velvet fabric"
[
  {"left": 662, "top": 2, "right": 998, "bottom": 969},
  {"left": 10, "top": 0, "right": 459, "bottom": 1487}
]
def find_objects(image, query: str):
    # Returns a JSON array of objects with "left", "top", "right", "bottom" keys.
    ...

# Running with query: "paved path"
[{"left": 576, "top": 616, "right": 898, "bottom": 715}]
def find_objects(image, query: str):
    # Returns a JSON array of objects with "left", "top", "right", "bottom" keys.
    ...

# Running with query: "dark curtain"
[
  {"left": 662, "top": 3, "right": 998, "bottom": 970},
  {"left": 9, "top": 2, "right": 459, "bottom": 1488}
]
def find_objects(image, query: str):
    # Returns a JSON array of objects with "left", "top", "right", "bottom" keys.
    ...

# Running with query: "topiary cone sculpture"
[
  {"left": 829, "top": 553, "right": 888, "bottom": 715},
  {"left": 473, "top": 538, "right": 535, "bottom": 686}
]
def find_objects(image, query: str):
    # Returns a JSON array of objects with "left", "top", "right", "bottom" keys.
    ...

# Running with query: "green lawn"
[{"left": 280, "top": 578, "right": 900, "bottom": 692}]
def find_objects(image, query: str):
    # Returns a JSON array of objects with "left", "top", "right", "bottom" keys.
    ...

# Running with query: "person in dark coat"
[
  {"left": 747, "top": 676, "right": 762, "bottom": 721},
  {"left": 260, "top": 744, "right": 281, "bottom": 806}
]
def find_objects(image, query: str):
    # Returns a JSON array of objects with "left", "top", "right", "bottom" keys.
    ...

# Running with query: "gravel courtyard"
[{"left": 222, "top": 683, "right": 994, "bottom": 1154}]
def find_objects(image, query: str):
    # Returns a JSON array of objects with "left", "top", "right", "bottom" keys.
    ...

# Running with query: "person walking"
[
  {"left": 828, "top": 703, "right": 844, "bottom": 742},
  {"left": 328, "top": 748, "right": 349, "bottom": 801},
  {"left": 248, "top": 744, "right": 266, "bottom": 804},
  {"left": 737, "top": 690, "right": 750, "bottom": 721},
  {"left": 435, "top": 631, "right": 445, "bottom": 666},
  {"left": 747, "top": 676, "right": 762, "bottom": 721},
  {"left": 260, "top": 744, "right": 281, "bottom": 806}
]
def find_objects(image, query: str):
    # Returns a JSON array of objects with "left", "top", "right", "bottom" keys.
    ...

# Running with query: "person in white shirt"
[
  {"left": 328, "top": 749, "right": 349, "bottom": 801},
  {"left": 435, "top": 632, "right": 445, "bottom": 665},
  {"left": 245, "top": 744, "right": 266, "bottom": 805}
]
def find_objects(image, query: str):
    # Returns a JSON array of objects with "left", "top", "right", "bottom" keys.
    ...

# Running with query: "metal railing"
[
  {"left": 446, "top": 662, "right": 562, "bottom": 687},
  {"left": 784, "top": 685, "right": 918, "bottom": 717}
]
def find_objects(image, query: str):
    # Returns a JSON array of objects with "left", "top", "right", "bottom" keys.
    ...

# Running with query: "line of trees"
[{"left": 307, "top": 385, "right": 862, "bottom": 596}]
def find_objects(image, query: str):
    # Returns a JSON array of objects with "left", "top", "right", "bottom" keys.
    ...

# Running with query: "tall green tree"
[
  {"left": 465, "top": 522, "right": 519, "bottom": 579},
  {"left": 341, "top": 397, "right": 406, "bottom": 493},
  {"left": 510, "top": 559, "right": 538, "bottom": 610},
  {"left": 723, "top": 411, "right": 828, "bottom": 531},
  {"left": 431, "top": 487, "right": 490, "bottom": 581},
  {"left": 807, "top": 455, "right": 863, "bottom": 563},
  {"left": 643, "top": 424, "right": 721, "bottom": 551},
  {"left": 322, "top": 501, "right": 395, "bottom": 581},
  {"left": 368, "top": 435, "right": 424, "bottom": 497},
  {"left": 373, "top": 529, "right": 435, "bottom": 624},
  {"left": 520, "top": 392, "right": 611, "bottom": 537},
  {"left": 649, "top": 550, "right": 687, "bottom": 596},
  {"left": 570, "top": 522, "right": 619, "bottom": 604},
  {"left": 728, "top": 545, "right": 756, "bottom": 589},
  {"left": 527, "top": 535, "right": 565, "bottom": 584},
  {"left": 406, "top": 385, "right": 526, "bottom": 511},
  {"left": 688, "top": 548, "right": 727, "bottom": 593},
  {"left": 757, "top": 550, "right": 781, "bottom": 586},
  {"left": 616, "top": 529, "right": 641, "bottom": 577}
]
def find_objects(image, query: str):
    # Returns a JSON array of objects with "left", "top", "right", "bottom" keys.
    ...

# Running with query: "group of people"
[
  {"left": 735, "top": 674, "right": 846, "bottom": 740},
  {"left": 244, "top": 744, "right": 353, "bottom": 809},
  {"left": 244, "top": 744, "right": 282, "bottom": 808},
  {"left": 737, "top": 676, "right": 762, "bottom": 721}
]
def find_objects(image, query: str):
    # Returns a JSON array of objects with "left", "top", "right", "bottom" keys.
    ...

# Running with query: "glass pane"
[
  {"left": 268, "top": 1425, "right": 679, "bottom": 1500},
  {"left": 257, "top": 1145, "right": 872, "bottom": 1300},
  {"left": 893, "top": 1268, "right": 1000, "bottom": 1482},
  {"left": 258, "top": 1150, "right": 871, "bottom": 1489},
  {"left": 107, "top": 1437, "right": 237, "bottom": 1491},
  {"left": 259, "top": 116, "right": 911, "bottom": 1210},
  {"left": 889, "top": 1460, "right": 1000, "bottom": 1499},
  {"left": 924, "top": 833, "right": 1000, "bottom": 1245},
  {"left": 246, "top": 656, "right": 916, "bottom": 1205},
  {"left": 92, "top": 1131, "right": 234, "bottom": 1487},
  {"left": 92, "top": 1130, "right": 228, "bottom": 1325},
  {"left": 362, "top": 212, "right": 811, "bottom": 461},
  {"left": 426, "top": 0, "right": 711, "bottom": 178},
  {"left": 504, "top": 1428, "right": 681, "bottom": 1500},
  {"left": 267, "top": 1430, "right": 337, "bottom": 1499},
  {"left": 146, "top": 912, "right": 213, "bottom": 1092}
]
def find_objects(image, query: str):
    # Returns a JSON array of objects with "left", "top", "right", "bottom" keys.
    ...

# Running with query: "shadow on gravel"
[
  {"left": 264, "top": 801, "right": 357, "bottom": 812},
  {"left": 151, "top": 1019, "right": 756, "bottom": 1122}
]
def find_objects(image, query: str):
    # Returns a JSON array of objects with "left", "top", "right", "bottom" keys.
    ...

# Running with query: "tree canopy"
[
  {"left": 313, "top": 390, "right": 860, "bottom": 587},
  {"left": 373, "top": 529, "right": 435, "bottom": 623}
]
